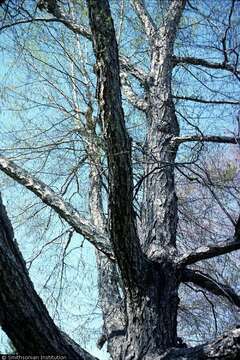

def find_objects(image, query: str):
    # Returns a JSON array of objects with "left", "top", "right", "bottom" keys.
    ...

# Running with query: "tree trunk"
[
  {"left": 118, "top": 2, "right": 185, "bottom": 358},
  {"left": 121, "top": 261, "right": 180, "bottom": 360},
  {"left": 0, "top": 1, "right": 240, "bottom": 359},
  {"left": 87, "top": 1, "right": 184, "bottom": 359}
]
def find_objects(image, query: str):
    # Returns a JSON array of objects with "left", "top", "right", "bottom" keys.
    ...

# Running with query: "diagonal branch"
[
  {"left": 87, "top": 0, "right": 144, "bottom": 291},
  {"left": 181, "top": 268, "right": 240, "bottom": 308},
  {"left": 0, "top": 194, "right": 97, "bottom": 359},
  {"left": 37, "top": 0, "right": 92, "bottom": 39},
  {"left": 131, "top": 0, "right": 157, "bottom": 38},
  {"left": 173, "top": 55, "right": 240, "bottom": 76},
  {"left": 172, "top": 135, "right": 240, "bottom": 145},
  {"left": 0, "top": 154, "right": 113, "bottom": 259},
  {"left": 177, "top": 237, "right": 240, "bottom": 267}
]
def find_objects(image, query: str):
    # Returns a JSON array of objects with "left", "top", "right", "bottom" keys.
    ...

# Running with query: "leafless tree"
[{"left": 0, "top": 0, "right": 239, "bottom": 359}]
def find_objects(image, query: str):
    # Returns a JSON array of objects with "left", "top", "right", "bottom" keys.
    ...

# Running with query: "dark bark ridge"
[{"left": 87, "top": 0, "right": 144, "bottom": 294}]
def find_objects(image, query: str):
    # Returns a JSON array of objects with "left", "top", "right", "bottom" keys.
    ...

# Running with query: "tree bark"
[
  {"left": 0, "top": 1, "right": 239, "bottom": 360},
  {"left": 84, "top": 103, "right": 126, "bottom": 360},
  {"left": 0, "top": 194, "right": 97, "bottom": 359},
  {"left": 142, "top": 0, "right": 186, "bottom": 259},
  {"left": 87, "top": 1, "right": 185, "bottom": 359},
  {"left": 87, "top": 0, "right": 144, "bottom": 297}
]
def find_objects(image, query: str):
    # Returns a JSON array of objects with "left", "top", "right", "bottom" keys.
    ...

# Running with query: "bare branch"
[
  {"left": 121, "top": 74, "right": 148, "bottom": 111},
  {"left": 37, "top": 0, "right": 147, "bottom": 84},
  {"left": 177, "top": 237, "right": 240, "bottom": 267},
  {"left": 172, "top": 135, "right": 240, "bottom": 145},
  {"left": 131, "top": 0, "right": 157, "bottom": 38},
  {"left": 37, "top": 0, "right": 92, "bottom": 39},
  {"left": 181, "top": 269, "right": 240, "bottom": 308},
  {"left": 0, "top": 17, "right": 65, "bottom": 32},
  {"left": 0, "top": 154, "right": 113, "bottom": 259},
  {"left": 173, "top": 95, "right": 240, "bottom": 105},
  {"left": 119, "top": 55, "right": 147, "bottom": 83},
  {"left": 221, "top": 0, "right": 236, "bottom": 65},
  {"left": 173, "top": 55, "right": 240, "bottom": 76}
]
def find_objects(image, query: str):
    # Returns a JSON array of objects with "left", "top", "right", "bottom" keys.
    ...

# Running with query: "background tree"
[{"left": 0, "top": 0, "right": 239, "bottom": 359}]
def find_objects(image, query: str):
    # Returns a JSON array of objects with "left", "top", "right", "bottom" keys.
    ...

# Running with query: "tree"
[{"left": 0, "top": 0, "right": 239, "bottom": 359}]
